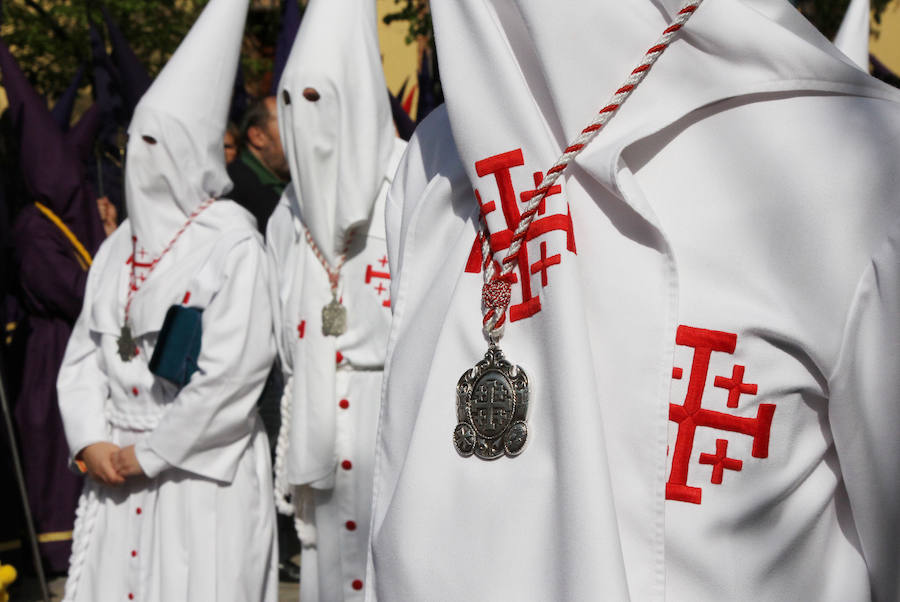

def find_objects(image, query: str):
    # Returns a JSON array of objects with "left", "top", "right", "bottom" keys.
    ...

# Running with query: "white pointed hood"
[
  {"left": 125, "top": 0, "right": 248, "bottom": 257},
  {"left": 276, "top": 0, "right": 394, "bottom": 266},
  {"left": 834, "top": 0, "right": 871, "bottom": 70}
]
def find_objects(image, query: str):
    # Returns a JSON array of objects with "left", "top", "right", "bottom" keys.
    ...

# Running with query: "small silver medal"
[
  {"left": 455, "top": 344, "right": 529, "bottom": 459},
  {"left": 321, "top": 296, "right": 347, "bottom": 337},
  {"left": 117, "top": 324, "right": 138, "bottom": 362}
]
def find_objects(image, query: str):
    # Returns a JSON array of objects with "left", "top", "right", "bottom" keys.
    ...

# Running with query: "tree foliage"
[
  {"left": 0, "top": 0, "right": 282, "bottom": 102},
  {"left": 1, "top": 1, "right": 206, "bottom": 100},
  {"left": 382, "top": 0, "right": 430, "bottom": 45}
]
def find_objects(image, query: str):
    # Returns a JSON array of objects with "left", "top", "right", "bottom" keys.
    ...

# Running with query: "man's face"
[
  {"left": 250, "top": 96, "right": 290, "bottom": 181},
  {"left": 224, "top": 130, "right": 238, "bottom": 164}
]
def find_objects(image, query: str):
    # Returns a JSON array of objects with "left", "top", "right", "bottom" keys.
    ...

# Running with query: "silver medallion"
[
  {"left": 117, "top": 324, "right": 138, "bottom": 362},
  {"left": 455, "top": 344, "right": 529, "bottom": 459},
  {"left": 321, "top": 297, "right": 347, "bottom": 337}
]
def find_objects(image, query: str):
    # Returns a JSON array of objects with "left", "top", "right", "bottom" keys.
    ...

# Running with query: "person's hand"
[
  {"left": 111, "top": 445, "right": 146, "bottom": 478},
  {"left": 78, "top": 442, "right": 125, "bottom": 485}
]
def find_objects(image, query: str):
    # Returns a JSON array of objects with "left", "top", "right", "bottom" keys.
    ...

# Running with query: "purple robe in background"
[
  {"left": 12, "top": 210, "right": 92, "bottom": 572},
  {"left": 0, "top": 164, "right": 27, "bottom": 563},
  {"left": 1, "top": 38, "right": 105, "bottom": 573}
]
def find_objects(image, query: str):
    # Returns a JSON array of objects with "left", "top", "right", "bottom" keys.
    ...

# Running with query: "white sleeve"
[
  {"left": 266, "top": 199, "right": 294, "bottom": 376},
  {"left": 57, "top": 241, "right": 112, "bottom": 465},
  {"left": 385, "top": 178, "right": 404, "bottom": 305},
  {"left": 829, "top": 216, "right": 900, "bottom": 602},
  {"left": 385, "top": 133, "right": 426, "bottom": 304},
  {"left": 144, "top": 238, "right": 276, "bottom": 483}
]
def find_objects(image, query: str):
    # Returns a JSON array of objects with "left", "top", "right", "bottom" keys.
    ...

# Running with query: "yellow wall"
[
  {"left": 872, "top": 0, "right": 900, "bottom": 73},
  {"left": 377, "top": 0, "right": 423, "bottom": 120}
]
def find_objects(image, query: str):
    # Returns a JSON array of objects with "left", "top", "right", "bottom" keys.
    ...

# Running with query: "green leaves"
[{"left": 1, "top": 0, "right": 207, "bottom": 102}]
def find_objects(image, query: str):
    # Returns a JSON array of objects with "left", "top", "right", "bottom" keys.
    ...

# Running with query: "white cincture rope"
[
  {"left": 480, "top": 0, "right": 704, "bottom": 341},
  {"left": 61, "top": 482, "right": 100, "bottom": 602},
  {"left": 104, "top": 404, "right": 165, "bottom": 431},
  {"left": 272, "top": 373, "right": 318, "bottom": 547},
  {"left": 273, "top": 373, "right": 296, "bottom": 516}
]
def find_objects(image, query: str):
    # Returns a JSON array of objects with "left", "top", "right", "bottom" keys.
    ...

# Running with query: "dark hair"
[{"left": 239, "top": 96, "right": 276, "bottom": 146}]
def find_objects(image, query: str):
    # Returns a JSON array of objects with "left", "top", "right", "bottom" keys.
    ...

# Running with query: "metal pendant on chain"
[
  {"left": 305, "top": 228, "right": 351, "bottom": 337},
  {"left": 455, "top": 342, "right": 530, "bottom": 459},
  {"left": 321, "top": 294, "right": 348, "bottom": 336},
  {"left": 456, "top": 277, "right": 531, "bottom": 460},
  {"left": 117, "top": 324, "right": 138, "bottom": 362},
  {"left": 452, "top": 0, "right": 703, "bottom": 460}
]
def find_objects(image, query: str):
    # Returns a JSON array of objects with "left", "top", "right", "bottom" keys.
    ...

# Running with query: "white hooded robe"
[
  {"left": 266, "top": 0, "right": 405, "bottom": 599},
  {"left": 57, "top": 0, "right": 277, "bottom": 600},
  {"left": 369, "top": 1, "right": 900, "bottom": 600}
]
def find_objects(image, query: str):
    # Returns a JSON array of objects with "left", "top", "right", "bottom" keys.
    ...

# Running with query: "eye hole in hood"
[
  {"left": 142, "top": 135, "right": 158, "bottom": 145},
  {"left": 302, "top": 87, "right": 320, "bottom": 102}
]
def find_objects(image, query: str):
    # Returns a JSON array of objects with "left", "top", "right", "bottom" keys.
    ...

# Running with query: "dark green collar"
[{"left": 239, "top": 149, "right": 287, "bottom": 195}]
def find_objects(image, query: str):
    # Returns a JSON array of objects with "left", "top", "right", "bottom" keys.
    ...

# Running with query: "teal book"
[{"left": 149, "top": 306, "right": 202, "bottom": 388}]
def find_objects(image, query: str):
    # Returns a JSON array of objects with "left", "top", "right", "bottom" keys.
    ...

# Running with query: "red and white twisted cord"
[
  {"left": 481, "top": 0, "right": 703, "bottom": 340},
  {"left": 124, "top": 197, "right": 215, "bottom": 323},
  {"left": 304, "top": 228, "right": 352, "bottom": 295}
]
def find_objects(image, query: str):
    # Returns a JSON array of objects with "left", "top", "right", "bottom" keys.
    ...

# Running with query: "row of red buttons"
[
  {"left": 129, "top": 507, "right": 143, "bottom": 600},
  {"left": 126, "top": 505, "right": 363, "bottom": 594},
  {"left": 338, "top": 399, "right": 363, "bottom": 592}
]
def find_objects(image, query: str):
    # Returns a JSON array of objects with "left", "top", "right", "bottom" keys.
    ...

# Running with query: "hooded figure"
[
  {"left": 371, "top": 0, "right": 900, "bottom": 600},
  {"left": 56, "top": 0, "right": 278, "bottom": 600},
  {"left": 266, "top": 0, "right": 405, "bottom": 598},
  {"left": 0, "top": 37, "right": 106, "bottom": 573},
  {"left": 100, "top": 6, "right": 152, "bottom": 120},
  {"left": 50, "top": 64, "right": 86, "bottom": 132},
  {"left": 834, "top": 0, "right": 871, "bottom": 71}
]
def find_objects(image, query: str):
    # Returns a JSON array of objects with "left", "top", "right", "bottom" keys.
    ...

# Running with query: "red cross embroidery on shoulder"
[
  {"left": 465, "top": 149, "right": 576, "bottom": 322},
  {"left": 666, "top": 325, "right": 776, "bottom": 505},
  {"left": 126, "top": 238, "right": 154, "bottom": 287},
  {"left": 365, "top": 259, "right": 391, "bottom": 308}
]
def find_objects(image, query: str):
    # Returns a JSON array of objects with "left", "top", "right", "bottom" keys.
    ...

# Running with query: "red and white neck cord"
[
  {"left": 304, "top": 228, "right": 354, "bottom": 299},
  {"left": 123, "top": 197, "right": 215, "bottom": 326},
  {"left": 480, "top": 0, "right": 703, "bottom": 343}
]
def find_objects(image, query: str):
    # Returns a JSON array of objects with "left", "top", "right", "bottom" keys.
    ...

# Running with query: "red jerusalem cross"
[
  {"left": 667, "top": 325, "right": 776, "bottom": 505},
  {"left": 365, "top": 264, "right": 391, "bottom": 308},
  {"left": 715, "top": 364, "right": 757, "bottom": 408},
  {"left": 365, "top": 264, "right": 390, "bottom": 285},
  {"left": 132, "top": 248, "right": 153, "bottom": 270},
  {"left": 699, "top": 439, "right": 743, "bottom": 484},
  {"left": 465, "top": 148, "right": 576, "bottom": 322}
]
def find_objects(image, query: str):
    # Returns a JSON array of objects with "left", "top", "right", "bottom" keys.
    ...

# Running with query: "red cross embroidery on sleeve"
[
  {"left": 666, "top": 325, "right": 776, "bottom": 505},
  {"left": 365, "top": 262, "right": 391, "bottom": 308},
  {"left": 465, "top": 149, "right": 576, "bottom": 322}
]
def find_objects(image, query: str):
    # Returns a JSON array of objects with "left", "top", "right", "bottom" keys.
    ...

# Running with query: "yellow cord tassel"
[{"left": 0, "top": 563, "right": 17, "bottom": 602}]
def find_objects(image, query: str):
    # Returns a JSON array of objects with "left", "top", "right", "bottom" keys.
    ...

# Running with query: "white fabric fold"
[{"left": 834, "top": 0, "right": 871, "bottom": 70}]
